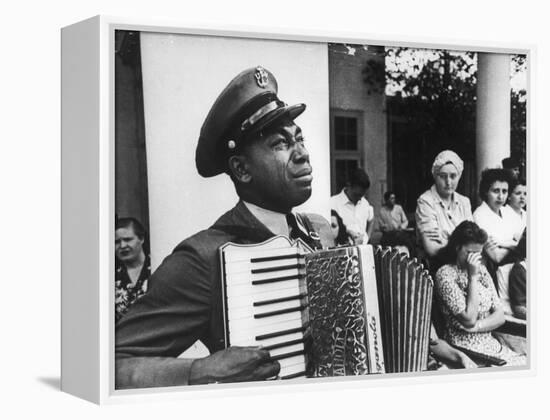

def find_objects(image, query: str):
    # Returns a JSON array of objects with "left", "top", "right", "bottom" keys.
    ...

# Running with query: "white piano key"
[
  {"left": 228, "top": 306, "right": 303, "bottom": 323},
  {"left": 278, "top": 355, "right": 306, "bottom": 370},
  {"left": 278, "top": 356, "right": 307, "bottom": 377},
  {"left": 225, "top": 267, "right": 303, "bottom": 284},
  {"left": 223, "top": 246, "right": 301, "bottom": 263},
  {"left": 225, "top": 278, "right": 304, "bottom": 297},
  {"left": 227, "top": 289, "right": 304, "bottom": 309},
  {"left": 228, "top": 299, "right": 303, "bottom": 320},
  {"left": 224, "top": 259, "right": 302, "bottom": 275},
  {"left": 229, "top": 318, "right": 304, "bottom": 342},
  {"left": 230, "top": 332, "right": 304, "bottom": 348},
  {"left": 269, "top": 343, "right": 304, "bottom": 358},
  {"left": 280, "top": 363, "right": 306, "bottom": 376}
]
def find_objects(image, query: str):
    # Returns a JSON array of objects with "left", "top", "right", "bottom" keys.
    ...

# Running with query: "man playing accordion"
[{"left": 115, "top": 66, "right": 332, "bottom": 388}]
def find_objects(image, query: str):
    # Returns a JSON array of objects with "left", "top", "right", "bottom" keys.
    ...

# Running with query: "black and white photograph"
[
  {"left": 5, "top": 0, "right": 549, "bottom": 417},
  {"left": 113, "top": 29, "right": 528, "bottom": 390}
]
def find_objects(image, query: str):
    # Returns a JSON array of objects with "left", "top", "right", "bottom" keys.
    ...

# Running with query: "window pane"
[
  {"left": 334, "top": 159, "right": 359, "bottom": 192},
  {"left": 334, "top": 116, "right": 358, "bottom": 150}
]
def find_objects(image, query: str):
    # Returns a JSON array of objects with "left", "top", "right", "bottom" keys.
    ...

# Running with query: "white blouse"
[{"left": 473, "top": 201, "right": 518, "bottom": 245}]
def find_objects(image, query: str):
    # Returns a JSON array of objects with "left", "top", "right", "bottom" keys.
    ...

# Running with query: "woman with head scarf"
[{"left": 415, "top": 150, "right": 473, "bottom": 267}]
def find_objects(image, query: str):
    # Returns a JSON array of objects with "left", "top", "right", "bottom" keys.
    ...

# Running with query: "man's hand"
[
  {"left": 189, "top": 346, "right": 280, "bottom": 385},
  {"left": 349, "top": 230, "right": 364, "bottom": 245}
]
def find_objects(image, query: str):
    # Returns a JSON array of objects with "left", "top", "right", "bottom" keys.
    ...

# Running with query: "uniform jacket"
[{"left": 116, "top": 200, "right": 331, "bottom": 364}]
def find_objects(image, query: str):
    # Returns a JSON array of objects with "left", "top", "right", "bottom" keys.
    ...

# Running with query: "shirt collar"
[
  {"left": 243, "top": 201, "right": 289, "bottom": 237},
  {"left": 339, "top": 188, "right": 360, "bottom": 206},
  {"left": 430, "top": 185, "right": 459, "bottom": 206}
]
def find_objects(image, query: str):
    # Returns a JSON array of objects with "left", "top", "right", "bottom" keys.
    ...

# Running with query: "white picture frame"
[{"left": 61, "top": 15, "right": 533, "bottom": 404}]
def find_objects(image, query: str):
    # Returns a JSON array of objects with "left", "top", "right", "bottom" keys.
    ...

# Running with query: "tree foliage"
[{"left": 361, "top": 47, "right": 526, "bottom": 209}]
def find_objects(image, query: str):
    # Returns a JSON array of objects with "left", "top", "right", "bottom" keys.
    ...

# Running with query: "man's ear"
[{"left": 228, "top": 155, "right": 252, "bottom": 183}]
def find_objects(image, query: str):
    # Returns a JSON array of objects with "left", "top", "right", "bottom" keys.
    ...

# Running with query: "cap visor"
[{"left": 248, "top": 103, "right": 306, "bottom": 135}]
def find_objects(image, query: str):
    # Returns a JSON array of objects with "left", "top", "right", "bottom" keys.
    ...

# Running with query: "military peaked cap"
[{"left": 195, "top": 66, "right": 306, "bottom": 177}]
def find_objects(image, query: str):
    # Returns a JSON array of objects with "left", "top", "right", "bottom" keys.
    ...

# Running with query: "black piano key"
[
  {"left": 263, "top": 338, "right": 305, "bottom": 351},
  {"left": 252, "top": 274, "right": 303, "bottom": 285},
  {"left": 254, "top": 305, "right": 305, "bottom": 319},
  {"left": 251, "top": 263, "right": 305, "bottom": 274},
  {"left": 250, "top": 254, "right": 301, "bottom": 263},
  {"left": 255, "top": 326, "right": 305, "bottom": 341},
  {"left": 271, "top": 350, "right": 305, "bottom": 361},
  {"left": 280, "top": 370, "right": 307, "bottom": 380},
  {"left": 253, "top": 293, "right": 306, "bottom": 307}
]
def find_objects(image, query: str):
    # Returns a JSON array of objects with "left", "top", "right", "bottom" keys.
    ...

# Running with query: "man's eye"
[{"left": 272, "top": 138, "right": 286, "bottom": 147}]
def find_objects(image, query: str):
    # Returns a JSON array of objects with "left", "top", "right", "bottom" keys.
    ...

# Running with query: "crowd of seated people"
[
  {"left": 412, "top": 151, "right": 527, "bottom": 367},
  {"left": 118, "top": 151, "right": 526, "bottom": 370}
]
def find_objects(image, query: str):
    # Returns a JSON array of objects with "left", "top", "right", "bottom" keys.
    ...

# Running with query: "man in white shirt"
[{"left": 330, "top": 168, "right": 374, "bottom": 244}]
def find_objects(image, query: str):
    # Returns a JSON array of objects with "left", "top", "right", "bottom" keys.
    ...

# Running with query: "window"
[{"left": 330, "top": 110, "right": 364, "bottom": 194}]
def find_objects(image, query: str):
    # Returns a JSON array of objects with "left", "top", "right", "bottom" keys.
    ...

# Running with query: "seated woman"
[
  {"left": 329, "top": 210, "right": 353, "bottom": 247},
  {"left": 435, "top": 221, "right": 526, "bottom": 366},
  {"left": 415, "top": 150, "right": 473, "bottom": 271},
  {"left": 473, "top": 168, "right": 517, "bottom": 266},
  {"left": 506, "top": 177, "right": 527, "bottom": 243},
  {"left": 509, "top": 230, "right": 527, "bottom": 320},
  {"left": 115, "top": 217, "right": 151, "bottom": 322}
]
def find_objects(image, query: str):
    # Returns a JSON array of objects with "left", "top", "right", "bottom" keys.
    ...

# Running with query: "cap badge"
[
  {"left": 227, "top": 140, "right": 236, "bottom": 150},
  {"left": 254, "top": 66, "right": 269, "bottom": 88}
]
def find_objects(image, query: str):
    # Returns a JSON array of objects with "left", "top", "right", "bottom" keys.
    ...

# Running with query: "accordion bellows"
[
  {"left": 219, "top": 236, "right": 433, "bottom": 379},
  {"left": 373, "top": 247, "right": 433, "bottom": 373}
]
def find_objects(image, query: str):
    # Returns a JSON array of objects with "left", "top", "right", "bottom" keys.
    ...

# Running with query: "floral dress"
[
  {"left": 115, "top": 256, "right": 150, "bottom": 323},
  {"left": 435, "top": 264, "right": 526, "bottom": 366}
]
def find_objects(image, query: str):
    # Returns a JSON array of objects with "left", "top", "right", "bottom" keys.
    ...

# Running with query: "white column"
[{"left": 476, "top": 53, "right": 511, "bottom": 176}]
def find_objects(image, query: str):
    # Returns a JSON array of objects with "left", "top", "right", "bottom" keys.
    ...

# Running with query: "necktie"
[{"left": 286, "top": 213, "right": 312, "bottom": 244}]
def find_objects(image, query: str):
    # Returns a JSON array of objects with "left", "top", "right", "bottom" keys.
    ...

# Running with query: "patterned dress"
[
  {"left": 435, "top": 264, "right": 526, "bottom": 366},
  {"left": 115, "top": 256, "right": 150, "bottom": 323}
]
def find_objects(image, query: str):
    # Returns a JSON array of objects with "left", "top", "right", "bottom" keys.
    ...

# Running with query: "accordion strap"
[{"left": 295, "top": 213, "right": 323, "bottom": 250}]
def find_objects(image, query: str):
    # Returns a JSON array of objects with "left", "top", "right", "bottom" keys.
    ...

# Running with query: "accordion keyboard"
[{"left": 222, "top": 242, "right": 308, "bottom": 379}]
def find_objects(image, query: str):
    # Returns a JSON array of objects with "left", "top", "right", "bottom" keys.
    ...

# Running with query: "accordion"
[{"left": 219, "top": 236, "right": 433, "bottom": 379}]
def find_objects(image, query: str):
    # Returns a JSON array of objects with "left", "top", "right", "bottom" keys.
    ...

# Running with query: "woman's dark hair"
[
  {"left": 508, "top": 177, "right": 526, "bottom": 195},
  {"left": 115, "top": 217, "right": 149, "bottom": 255},
  {"left": 331, "top": 210, "right": 351, "bottom": 246},
  {"left": 383, "top": 191, "right": 395, "bottom": 202},
  {"left": 478, "top": 168, "right": 512, "bottom": 202},
  {"left": 442, "top": 221, "right": 488, "bottom": 263},
  {"left": 116, "top": 217, "right": 146, "bottom": 239}
]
